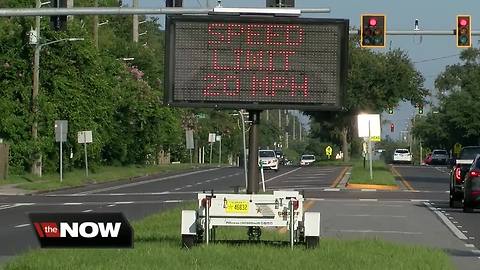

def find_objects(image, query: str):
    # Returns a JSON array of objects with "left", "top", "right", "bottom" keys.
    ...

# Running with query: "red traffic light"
[
  {"left": 361, "top": 14, "right": 386, "bottom": 48},
  {"left": 456, "top": 15, "right": 471, "bottom": 48},
  {"left": 459, "top": 18, "right": 468, "bottom": 26}
]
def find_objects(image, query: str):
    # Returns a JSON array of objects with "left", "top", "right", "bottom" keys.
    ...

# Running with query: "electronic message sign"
[{"left": 165, "top": 15, "right": 348, "bottom": 110}]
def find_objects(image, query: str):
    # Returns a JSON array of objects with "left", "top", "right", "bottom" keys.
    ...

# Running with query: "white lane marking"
[
  {"left": 359, "top": 199, "right": 378, "bottom": 202},
  {"left": 453, "top": 221, "right": 458, "bottom": 224},
  {"left": 288, "top": 176, "right": 325, "bottom": 179},
  {"left": 264, "top": 167, "right": 302, "bottom": 183},
  {"left": 164, "top": 200, "right": 184, "bottom": 203},
  {"left": 465, "top": 244, "right": 476, "bottom": 248},
  {"left": 14, "top": 224, "right": 30, "bottom": 228},
  {"left": 336, "top": 229, "right": 422, "bottom": 235},
  {"left": 411, "top": 199, "right": 430, "bottom": 202},
  {"left": 195, "top": 183, "right": 202, "bottom": 185},
  {"left": 174, "top": 188, "right": 181, "bottom": 191},
  {"left": 308, "top": 198, "right": 325, "bottom": 201},
  {"left": 107, "top": 204, "right": 116, "bottom": 207},
  {"left": 15, "top": 203, "right": 35, "bottom": 206},
  {"left": 323, "top": 188, "right": 340, "bottom": 192},
  {"left": 282, "top": 180, "right": 322, "bottom": 183},
  {"left": 361, "top": 189, "right": 377, "bottom": 192},
  {"left": 336, "top": 214, "right": 407, "bottom": 218},
  {"left": 457, "top": 226, "right": 463, "bottom": 228},
  {"left": 463, "top": 231, "right": 468, "bottom": 233},
  {"left": 469, "top": 237, "right": 475, "bottom": 240},
  {"left": 63, "top": 202, "right": 82, "bottom": 205},
  {"left": 342, "top": 204, "right": 402, "bottom": 207},
  {"left": 82, "top": 209, "right": 93, "bottom": 213},
  {"left": 1, "top": 203, "right": 36, "bottom": 210},
  {"left": 75, "top": 167, "right": 221, "bottom": 195},
  {"left": 185, "top": 185, "right": 193, "bottom": 188},
  {"left": 423, "top": 202, "right": 468, "bottom": 240},
  {"left": 114, "top": 202, "right": 133, "bottom": 204}
]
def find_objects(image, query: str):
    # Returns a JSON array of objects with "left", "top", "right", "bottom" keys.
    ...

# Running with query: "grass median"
[
  {"left": 348, "top": 159, "right": 397, "bottom": 186},
  {"left": 2, "top": 203, "right": 454, "bottom": 270},
  {"left": 1, "top": 164, "right": 214, "bottom": 192}
]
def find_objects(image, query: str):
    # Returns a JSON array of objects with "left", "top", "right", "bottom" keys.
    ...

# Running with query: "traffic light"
[
  {"left": 361, "top": 14, "right": 386, "bottom": 48},
  {"left": 418, "top": 104, "right": 424, "bottom": 114},
  {"left": 456, "top": 15, "right": 471, "bottom": 48},
  {"left": 388, "top": 107, "right": 394, "bottom": 114},
  {"left": 390, "top": 123, "right": 394, "bottom": 133},
  {"left": 51, "top": 0, "right": 67, "bottom": 31},
  {"left": 267, "top": 0, "right": 295, "bottom": 7},
  {"left": 166, "top": 0, "right": 182, "bottom": 7}
]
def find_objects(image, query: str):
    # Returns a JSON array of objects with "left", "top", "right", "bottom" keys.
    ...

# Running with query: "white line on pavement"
[
  {"left": 336, "top": 214, "right": 407, "bottom": 218},
  {"left": 114, "top": 202, "right": 133, "bottom": 204},
  {"left": 185, "top": 185, "right": 193, "bottom": 188},
  {"left": 164, "top": 200, "right": 184, "bottom": 203},
  {"left": 410, "top": 199, "right": 430, "bottom": 202},
  {"left": 466, "top": 244, "right": 476, "bottom": 248},
  {"left": 359, "top": 199, "right": 378, "bottom": 202},
  {"left": 14, "top": 224, "right": 30, "bottom": 228},
  {"left": 107, "top": 204, "right": 116, "bottom": 207},
  {"left": 264, "top": 167, "right": 302, "bottom": 183},
  {"left": 323, "top": 188, "right": 340, "bottom": 192},
  {"left": 423, "top": 202, "right": 468, "bottom": 240},
  {"left": 308, "top": 198, "right": 325, "bottom": 201},
  {"left": 75, "top": 167, "right": 221, "bottom": 195},
  {"left": 82, "top": 209, "right": 93, "bottom": 212},
  {"left": 336, "top": 229, "right": 422, "bottom": 235},
  {"left": 469, "top": 237, "right": 475, "bottom": 240},
  {"left": 361, "top": 189, "right": 377, "bottom": 192},
  {"left": 63, "top": 202, "right": 82, "bottom": 205},
  {"left": 174, "top": 188, "right": 181, "bottom": 191},
  {"left": 463, "top": 231, "right": 468, "bottom": 233}
]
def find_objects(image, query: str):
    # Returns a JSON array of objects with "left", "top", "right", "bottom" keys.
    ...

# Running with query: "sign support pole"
[
  {"left": 368, "top": 120, "right": 373, "bottom": 180},
  {"left": 84, "top": 133, "right": 88, "bottom": 177},
  {"left": 209, "top": 142, "right": 213, "bottom": 164},
  {"left": 247, "top": 110, "right": 261, "bottom": 194}
]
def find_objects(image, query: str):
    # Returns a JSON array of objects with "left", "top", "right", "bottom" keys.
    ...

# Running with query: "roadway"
[{"left": 0, "top": 164, "right": 479, "bottom": 269}]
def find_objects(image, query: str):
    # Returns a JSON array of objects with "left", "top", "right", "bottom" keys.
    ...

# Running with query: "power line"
[{"left": 413, "top": 54, "right": 460, "bottom": 64}]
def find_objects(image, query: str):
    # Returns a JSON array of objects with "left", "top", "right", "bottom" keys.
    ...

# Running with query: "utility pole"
[
  {"left": 285, "top": 132, "right": 289, "bottom": 149},
  {"left": 299, "top": 123, "right": 302, "bottom": 141},
  {"left": 266, "top": 110, "right": 269, "bottom": 121},
  {"left": 292, "top": 117, "right": 296, "bottom": 140},
  {"left": 132, "top": 0, "right": 139, "bottom": 42},
  {"left": 31, "top": 0, "right": 42, "bottom": 177},
  {"left": 93, "top": 0, "right": 98, "bottom": 48},
  {"left": 278, "top": 110, "right": 281, "bottom": 129}
]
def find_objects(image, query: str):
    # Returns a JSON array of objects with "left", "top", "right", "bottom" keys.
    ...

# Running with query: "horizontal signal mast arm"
[{"left": 350, "top": 30, "right": 480, "bottom": 35}]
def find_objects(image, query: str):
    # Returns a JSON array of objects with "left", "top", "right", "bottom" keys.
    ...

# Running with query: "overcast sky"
[{"left": 122, "top": 0, "right": 478, "bottom": 139}]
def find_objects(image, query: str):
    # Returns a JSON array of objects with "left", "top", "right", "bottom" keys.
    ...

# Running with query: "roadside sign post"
[
  {"left": 77, "top": 131, "right": 93, "bottom": 177},
  {"left": 357, "top": 114, "right": 380, "bottom": 181},
  {"left": 325, "top": 146, "right": 333, "bottom": 159},
  {"left": 259, "top": 161, "right": 265, "bottom": 192},
  {"left": 208, "top": 133, "right": 216, "bottom": 164},
  {"left": 186, "top": 129, "right": 194, "bottom": 163},
  {"left": 55, "top": 120, "right": 68, "bottom": 183},
  {"left": 216, "top": 135, "right": 222, "bottom": 166}
]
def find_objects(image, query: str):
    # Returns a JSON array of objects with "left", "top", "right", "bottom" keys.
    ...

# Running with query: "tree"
[{"left": 307, "top": 41, "right": 427, "bottom": 161}]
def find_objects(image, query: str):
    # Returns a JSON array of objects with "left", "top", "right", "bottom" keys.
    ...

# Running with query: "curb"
[
  {"left": 336, "top": 167, "right": 352, "bottom": 188},
  {"left": 345, "top": 183, "right": 399, "bottom": 190}
]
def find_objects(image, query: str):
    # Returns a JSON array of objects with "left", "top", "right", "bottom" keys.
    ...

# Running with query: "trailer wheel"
[
  {"left": 181, "top": 235, "right": 195, "bottom": 249},
  {"left": 305, "top": 236, "right": 319, "bottom": 249}
]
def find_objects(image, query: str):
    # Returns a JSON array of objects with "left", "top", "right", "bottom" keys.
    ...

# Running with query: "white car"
[
  {"left": 258, "top": 150, "right": 279, "bottom": 171},
  {"left": 393, "top": 149, "right": 412, "bottom": 164},
  {"left": 300, "top": 155, "right": 316, "bottom": 166}
]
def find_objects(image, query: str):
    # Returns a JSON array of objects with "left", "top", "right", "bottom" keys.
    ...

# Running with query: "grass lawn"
[
  {"left": 348, "top": 159, "right": 397, "bottom": 186},
  {"left": 2, "top": 203, "right": 454, "bottom": 270},
  {"left": 1, "top": 164, "right": 214, "bottom": 191}
]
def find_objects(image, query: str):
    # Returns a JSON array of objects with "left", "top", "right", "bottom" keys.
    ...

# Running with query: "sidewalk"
[{"left": 0, "top": 184, "right": 30, "bottom": 195}]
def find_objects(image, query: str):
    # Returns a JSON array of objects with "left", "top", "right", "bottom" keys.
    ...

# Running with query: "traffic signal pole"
[{"left": 31, "top": 0, "right": 42, "bottom": 177}]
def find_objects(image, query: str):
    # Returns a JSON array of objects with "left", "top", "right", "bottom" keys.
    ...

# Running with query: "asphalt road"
[
  {"left": 0, "top": 165, "right": 341, "bottom": 261},
  {"left": 1, "top": 164, "right": 480, "bottom": 269}
]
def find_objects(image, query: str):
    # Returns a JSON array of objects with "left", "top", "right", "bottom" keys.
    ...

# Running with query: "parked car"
[
  {"left": 424, "top": 153, "right": 433, "bottom": 165},
  {"left": 462, "top": 154, "right": 480, "bottom": 212},
  {"left": 258, "top": 150, "right": 279, "bottom": 172},
  {"left": 449, "top": 146, "right": 480, "bottom": 208},
  {"left": 300, "top": 155, "right": 316, "bottom": 166},
  {"left": 431, "top": 149, "right": 449, "bottom": 165},
  {"left": 392, "top": 149, "right": 412, "bottom": 164}
]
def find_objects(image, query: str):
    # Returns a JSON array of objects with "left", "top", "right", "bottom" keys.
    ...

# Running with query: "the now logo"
[{"left": 29, "top": 213, "right": 133, "bottom": 248}]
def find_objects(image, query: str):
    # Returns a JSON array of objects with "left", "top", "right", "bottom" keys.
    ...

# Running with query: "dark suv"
[{"left": 449, "top": 146, "right": 480, "bottom": 207}]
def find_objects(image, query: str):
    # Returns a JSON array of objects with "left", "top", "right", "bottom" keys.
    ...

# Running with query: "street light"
[
  {"left": 231, "top": 110, "right": 249, "bottom": 190},
  {"left": 31, "top": 37, "right": 84, "bottom": 176}
]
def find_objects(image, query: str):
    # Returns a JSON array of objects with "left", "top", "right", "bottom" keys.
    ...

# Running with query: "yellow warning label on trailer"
[{"left": 226, "top": 200, "right": 249, "bottom": 214}]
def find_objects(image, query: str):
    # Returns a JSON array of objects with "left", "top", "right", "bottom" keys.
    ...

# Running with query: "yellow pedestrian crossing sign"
[
  {"left": 325, "top": 146, "right": 333, "bottom": 159},
  {"left": 371, "top": 136, "right": 381, "bottom": 142},
  {"left": 454, "top": 143, "right": 462, "bottom": 156}
]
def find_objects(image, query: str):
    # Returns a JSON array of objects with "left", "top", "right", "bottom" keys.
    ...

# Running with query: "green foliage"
[{"left": 413, "top": 48, "right": 480, "bottom": 150}]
